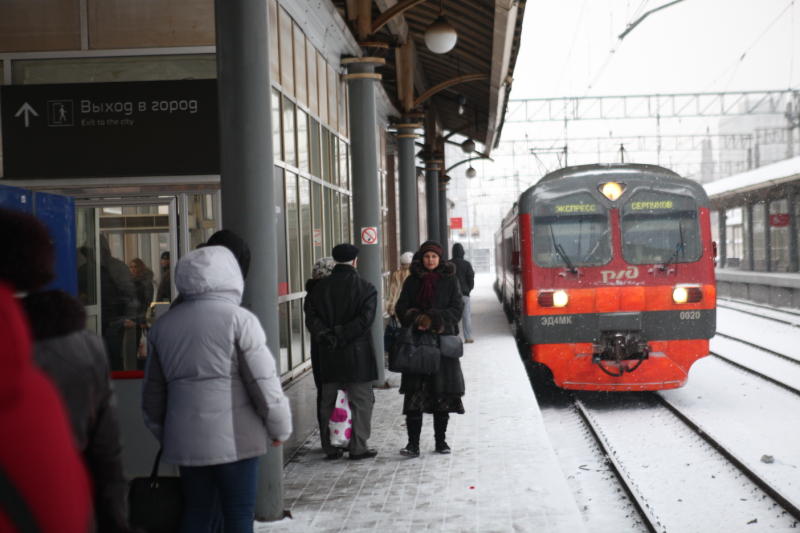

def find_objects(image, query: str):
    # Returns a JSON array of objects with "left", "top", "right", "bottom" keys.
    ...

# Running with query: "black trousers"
[{"left": 405, "top": 411, "right": 449, "bottom": 446}]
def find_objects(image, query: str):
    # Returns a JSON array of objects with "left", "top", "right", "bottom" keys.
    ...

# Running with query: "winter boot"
[
  {"left": 400, "top": 413, "right": 422, "bottom": 457},
  {"left": 434, "top": 412, "right": 451, "bottom": 454}
]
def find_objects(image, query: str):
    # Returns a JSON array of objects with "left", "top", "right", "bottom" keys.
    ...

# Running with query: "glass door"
[{"left": 76, "top": 197, "right": 177, "bottom": 374}]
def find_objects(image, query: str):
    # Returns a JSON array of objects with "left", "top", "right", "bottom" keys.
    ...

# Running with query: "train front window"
[
  {"left": 533, "top": 194, "right": 611, "bottom": 268},
  {"left": 621, "top": 192, "right": 701, "bottom": 265}
]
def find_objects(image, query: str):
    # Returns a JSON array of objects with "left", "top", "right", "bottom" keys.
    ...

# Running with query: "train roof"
[
  {"left": 522, "top": 163, "right": 709, "bottom": 205},
  {"left": 537, "top": 163, "right": 681, "bottom": 184}
]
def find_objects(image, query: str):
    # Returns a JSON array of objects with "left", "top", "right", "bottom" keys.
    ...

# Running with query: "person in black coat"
[
  {"left": 305, "top": 244, "right": 379, "bottom": 460},
  {"left": 303, "top": 256, "right": 336, "bottom": 442},
  {"left": 451, "top": 242, "right": 476, "bottom": 342},
  {"left": 394, "top": 240, "right": 465, "bottom": 457},
  {"left": 22, "top": 290, "right": 132, "bottom": 532}
]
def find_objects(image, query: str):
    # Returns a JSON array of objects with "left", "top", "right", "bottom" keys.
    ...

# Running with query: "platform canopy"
[{"left": 332, "top": 0, "right": 526, "bottom": 154}]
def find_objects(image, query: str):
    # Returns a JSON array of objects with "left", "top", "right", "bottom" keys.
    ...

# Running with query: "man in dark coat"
[
  {"left": 451, "top": 242, "right": 476, "bottom": 342},
  {"left": 305, "top": 243, "right": 379, "bottom": 460}
]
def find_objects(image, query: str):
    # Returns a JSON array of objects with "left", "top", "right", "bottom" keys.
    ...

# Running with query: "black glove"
[{"left": 318, "top": 329, "right": 338, "bottom": 349}]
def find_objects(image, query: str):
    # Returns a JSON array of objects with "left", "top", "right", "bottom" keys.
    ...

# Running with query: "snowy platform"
[{"left": 259, "top": 274, "right": 585, "bottom": 533}]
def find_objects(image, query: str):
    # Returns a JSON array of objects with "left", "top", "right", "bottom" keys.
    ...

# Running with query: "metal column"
[
  {"left": 214, "top": 0, "right": 283, "bottom": 520},
  {"left": 344, "top": 57, "right": 385, "bottom": 385},
  {"left": 438, "top": 177, "right": 449, "bottom": 259},
  {"left": 425, "top": 161, "right": 441, "bottom": 242},
  {"left": 397, "top": 122, "right": 420, "bottom": 253}
]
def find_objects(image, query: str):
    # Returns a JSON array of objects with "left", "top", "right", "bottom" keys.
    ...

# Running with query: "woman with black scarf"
[{"left": 394, "top": 240, "right": 465, "bottom": 457}]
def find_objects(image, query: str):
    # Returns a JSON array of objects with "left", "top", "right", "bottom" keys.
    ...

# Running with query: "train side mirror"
[{"left": 712, "top": 241, "right": 718, "bottom": 267}]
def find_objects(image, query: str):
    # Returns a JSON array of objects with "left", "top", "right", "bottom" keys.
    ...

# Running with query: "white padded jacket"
[{"left": 142, "top": 246, "right": 292, "bottom": 466}]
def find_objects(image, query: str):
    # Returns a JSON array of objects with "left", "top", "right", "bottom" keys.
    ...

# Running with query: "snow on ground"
[
  {"left": 257, "top": 273, "right": 585, "bottom": 532},
  {"left": 661, "top": 360, "right": 800, "bottom": 510}
]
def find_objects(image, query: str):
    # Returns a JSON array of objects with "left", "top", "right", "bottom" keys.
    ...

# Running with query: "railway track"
[
  {"left": 711, "top": 303, "right": 800, "bottom": 395},
  {"left": 572, "top": 393, "right": 800, "bottom": 532},
  {"left": 717, "top": 298, "right": 800, "bottom": 326}
]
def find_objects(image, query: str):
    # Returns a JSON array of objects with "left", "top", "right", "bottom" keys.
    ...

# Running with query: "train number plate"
[
  {"left": 679, "top": 310, "right": 701, "bottom": 320},
  {"left": 540, "top": 315, "right": 573, "bottom": 326}
]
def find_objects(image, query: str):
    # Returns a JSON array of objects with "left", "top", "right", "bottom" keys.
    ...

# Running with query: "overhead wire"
[{"left": 703, "top": 0, "right": 795, "bottom": 92}]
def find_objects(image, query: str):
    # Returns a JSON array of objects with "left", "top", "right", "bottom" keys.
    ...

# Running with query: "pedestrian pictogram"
[
  {"left": 360, "top": 226, "right": 378, "bottom": 245},
  {"left": 48, "top": 100, "right": 74, "bottom": 127}
]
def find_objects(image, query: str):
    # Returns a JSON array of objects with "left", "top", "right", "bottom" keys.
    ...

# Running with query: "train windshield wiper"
[
  {"left": 549, "top": 224, "right": 577, "bottom": 273},
  {"left": 659, "top": 221, "right": 685, "bottom": 271}
]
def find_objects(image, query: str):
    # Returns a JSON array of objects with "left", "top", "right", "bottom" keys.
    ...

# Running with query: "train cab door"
[
  {"left": 512, "top": 226, "right": 522, "bottom": 317},
  {"left": 75, "top": 196, "right": 178, "bottom": 477}
]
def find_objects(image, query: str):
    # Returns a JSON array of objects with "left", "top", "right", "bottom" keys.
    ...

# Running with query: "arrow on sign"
[{"left": 14, "top": 102, "right": 39, "bottom": 128}]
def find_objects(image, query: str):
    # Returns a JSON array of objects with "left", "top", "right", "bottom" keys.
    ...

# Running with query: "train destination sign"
[{"left": 1, "top": 79, "right": 218, "bottom": 178}]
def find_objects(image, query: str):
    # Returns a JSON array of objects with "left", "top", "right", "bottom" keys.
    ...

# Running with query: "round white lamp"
[
  {"left": 424, "top": 16, "right": 458, "bottom": 54},
  {"left": 461, "top": 138, "right": 475, "bottom": 153},
  {"left": 466, "top": 165, "right": 477, "bottom": 178}
]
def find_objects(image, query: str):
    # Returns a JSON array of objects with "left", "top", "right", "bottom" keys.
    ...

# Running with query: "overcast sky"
[{"left": 511, "top": 0, "right": 799, "bottom": 98}]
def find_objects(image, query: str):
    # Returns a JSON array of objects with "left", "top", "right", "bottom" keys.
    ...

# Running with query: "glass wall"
[
  {"left": 769, "top": 198, "right": 790, "bottom": 272},
  {"left": 270, "top": 1, "right": 352, "bottom": 377},
  {"left": 752, "top": 202, "right": 766, "bottom": 271},
  {"left": 723, "top": 208, "right": 743, "bottom": 268}
]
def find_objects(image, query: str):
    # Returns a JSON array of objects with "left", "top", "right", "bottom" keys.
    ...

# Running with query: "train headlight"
[
  {"left": 599, "top": 181, "right": 625, "bottom": 201},
  {"left": 672, "top": 286, "right": 702, "bottom": 304},
  {"left": 553, "top": 290, "right": 569, "bottom": 307},
  {"left": 538, "top": 290, "right": 569, "bottom": 308}
]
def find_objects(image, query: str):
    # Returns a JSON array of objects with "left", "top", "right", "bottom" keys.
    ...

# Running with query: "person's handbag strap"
[
  {"left": 149, "top": 447, "right": 164, "bottom": 480},
  {"left": 0, "top": 465, "right": 41, "bottom": 533}
]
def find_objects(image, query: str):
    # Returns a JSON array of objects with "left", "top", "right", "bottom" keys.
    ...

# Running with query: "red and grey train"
[{"left": 495, "top": 163, "right": 716, "bottom": 391}]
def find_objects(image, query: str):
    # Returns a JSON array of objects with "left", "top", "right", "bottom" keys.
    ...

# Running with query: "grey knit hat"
[{"left": 312, "top": 256, "right": 336, "bottom": 279}]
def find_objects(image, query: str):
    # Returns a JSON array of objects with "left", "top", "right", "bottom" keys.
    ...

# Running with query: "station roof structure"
[
  {"left": 704, "top": 155, "right": 800, "bottom": 202},
  {"left": 332, "top": 0, "right": 526, "bottom": 154}
]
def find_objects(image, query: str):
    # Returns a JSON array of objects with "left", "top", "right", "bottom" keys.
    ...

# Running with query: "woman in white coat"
[{"left": 142, "top": 245, "right": 292, "bottom": 533}]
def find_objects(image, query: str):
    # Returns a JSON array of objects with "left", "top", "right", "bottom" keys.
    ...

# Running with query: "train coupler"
[{"left": 591, "top": 332, "right": 650, "bottom": 377}]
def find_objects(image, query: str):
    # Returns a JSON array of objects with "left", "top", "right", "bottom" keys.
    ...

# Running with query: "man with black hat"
[{"left": 305, "top": 243, "right": 379, "bottom": 460}]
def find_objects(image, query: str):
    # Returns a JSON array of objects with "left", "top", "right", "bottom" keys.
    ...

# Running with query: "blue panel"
[
  {"left": 0, "top": 184, "right": 34, "bottom": 213},
  {"left": 34, "top": 192, "right": 78, "bottom": 296}
]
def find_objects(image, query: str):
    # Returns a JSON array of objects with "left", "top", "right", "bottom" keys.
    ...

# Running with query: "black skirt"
[{"left": 402, "top": 377, "right": 465, "bottom": 414}]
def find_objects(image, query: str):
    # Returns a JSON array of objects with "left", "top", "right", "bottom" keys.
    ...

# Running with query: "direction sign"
[
  {"left": 361, "top": 226, "right": 378, "bottom": 245},
  {"left": 1, "top": 79, "right": 218, "bottom": 178}
]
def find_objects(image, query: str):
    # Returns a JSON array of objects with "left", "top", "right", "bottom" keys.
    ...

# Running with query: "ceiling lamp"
[
  {"left": 461, "top": 138, "right": 475, "bottom": 153},
  {"left": 457, "top": 94, "right": 466, "bottom": 115},
  {"left": 424, "top": 1, "right": 457, "bottom": 54},
  {"left": 466, "top": 165, "right": 477, "bottom": 178}
]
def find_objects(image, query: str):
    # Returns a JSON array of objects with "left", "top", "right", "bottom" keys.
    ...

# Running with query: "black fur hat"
[{"left": 0, "top": 208, "right": 54, "bottom": 291}]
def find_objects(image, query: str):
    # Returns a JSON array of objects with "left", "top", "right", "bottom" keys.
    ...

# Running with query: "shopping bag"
[
  {"left": 439, "top": 335, "right": 463, "bottom": 358},
  {"left": 388, "top": 328, "right": 441, "bottom": 375},
  {"left": 329, "top": 389, "right": 352, "bottom": 448},
  {"left": 383, "top": 316, "right": 402, "bottom": 353},
  {"left": 128, "top": 448, "right": 183, "bottom": 533}
]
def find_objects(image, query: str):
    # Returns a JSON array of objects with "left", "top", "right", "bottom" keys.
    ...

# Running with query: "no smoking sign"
[{"left": 360, "top": 226, "right": 378, "bottom": 245}]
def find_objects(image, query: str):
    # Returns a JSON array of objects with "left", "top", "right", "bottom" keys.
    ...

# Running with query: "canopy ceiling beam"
[
  {"left": 413, "top": 73, "right": 488, "bottom": 109},
  {"left": 372, "top": 0, "right": 429, "bottom": 34}
]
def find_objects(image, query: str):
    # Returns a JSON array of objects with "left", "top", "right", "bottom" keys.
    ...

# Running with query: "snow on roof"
[{"left": 703, "top": 155, "right": 800, "bottom": 199}]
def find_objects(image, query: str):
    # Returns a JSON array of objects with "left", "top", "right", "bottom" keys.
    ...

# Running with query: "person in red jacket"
[{"left": 0, "top": 282, "right": 93, "bottom": 533}]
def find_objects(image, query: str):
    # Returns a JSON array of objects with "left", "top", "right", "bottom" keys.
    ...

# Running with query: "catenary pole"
[{"left": 214, "top": 0, "right": 283, "bottom": 520}]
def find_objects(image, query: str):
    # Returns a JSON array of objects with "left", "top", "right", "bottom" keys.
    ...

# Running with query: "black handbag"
[
  {"left": 439, "top": 335, "right": 463, "bottom": 358},
  {"left": 128, "top": 448, "right": 183, "bottom": 533},
  {"left": 383, "top": 316, "right": 402, "bottom": 353},
  {"left": 388, "top": 327, "right": 441, "bottom": 375}
]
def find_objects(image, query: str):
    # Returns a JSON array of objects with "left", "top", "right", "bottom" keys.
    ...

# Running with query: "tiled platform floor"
[{"left": 259, "top": 275, "right": 585, "bottom": 533}]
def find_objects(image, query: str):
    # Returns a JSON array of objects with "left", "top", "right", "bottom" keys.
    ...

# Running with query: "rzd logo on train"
[{"left": 600, "top": 266, "right": 639, "bottom": 284}]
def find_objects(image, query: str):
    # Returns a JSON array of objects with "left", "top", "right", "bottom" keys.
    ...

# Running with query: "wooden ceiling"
[{"left": 331, "top": 0, "right": 526, "bottom": 154}]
